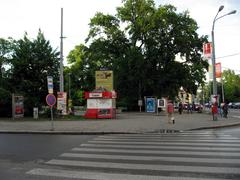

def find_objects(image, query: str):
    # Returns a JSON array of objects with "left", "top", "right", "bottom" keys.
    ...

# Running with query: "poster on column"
[
  {"left": 215, "top": 63, "right": 222, "bottom": 78},
  {"left": 146, "top": 98, "right": 156, "bottom": 113},
  {"left": 12, "top": 95, "right": 24, "bottom": 118},
  {"left": 203, "top": 42, "right": 212, "bottom": 59},
  {"left": 57, "top": 92, "right": 67, "bottom": 115}
]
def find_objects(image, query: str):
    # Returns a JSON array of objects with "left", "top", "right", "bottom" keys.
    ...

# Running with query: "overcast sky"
[{"left": 0, "top": 0, "right": 239, "bottom": 72}]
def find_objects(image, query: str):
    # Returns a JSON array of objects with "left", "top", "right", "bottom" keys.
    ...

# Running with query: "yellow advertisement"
[{"left": 95, "top": 70, "right": 113, "bottom": 91}]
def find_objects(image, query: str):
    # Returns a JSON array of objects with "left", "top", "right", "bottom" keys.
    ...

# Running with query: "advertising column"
[
  {"left": 57, "top": 92, "right": 67, "bottom": 115},
  {"left": 12, "top": 94, "right": 24, "bottom": 118}
]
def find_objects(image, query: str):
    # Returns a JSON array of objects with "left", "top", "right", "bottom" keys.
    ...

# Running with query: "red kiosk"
[{"left": 84, "top": 88, "right": 117, "bottom": 119}]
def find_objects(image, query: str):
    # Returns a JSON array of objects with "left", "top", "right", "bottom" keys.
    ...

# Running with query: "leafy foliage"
[
  {"left": 222, "top": 70, "right": 240, "bottom": 102},
  {"left": 67, "top": 0, "right": 208, "bottom": 110},
  {"left": 1, "top": 30, "right": 60, "bottom": 116}
]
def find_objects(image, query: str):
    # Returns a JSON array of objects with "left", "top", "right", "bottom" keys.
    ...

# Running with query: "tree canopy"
[
  {"left": 67, "top": 0, "right": 208, "bottom": 109},
  {"left": 222, "top": 70, "right": 240, "bottom": 102},
  {"left": 0, "top": 30, "right": 59, "bottom": 116}
]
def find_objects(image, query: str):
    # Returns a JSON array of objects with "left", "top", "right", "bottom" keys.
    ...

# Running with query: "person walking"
[
  {"left": 223, "top": 102, "right": 229, "bottom": 118},
  {"left": 178, "top": 102, "right": 183, "bottom": 114},
  {"left": 187, "top": 102, "right": 192, "bottom": 114},
  {"left": 167, "top": 100, "right": 175, "bottom": 124}
]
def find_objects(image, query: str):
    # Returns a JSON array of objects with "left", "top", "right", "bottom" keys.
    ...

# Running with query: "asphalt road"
[
  {"left": 1, "top": 128, "right": 240, "bottom": 179},
  {"left": 0, "top": 134, "right": 96, "bottom": 180}
]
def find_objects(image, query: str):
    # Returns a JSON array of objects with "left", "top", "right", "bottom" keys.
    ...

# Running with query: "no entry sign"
[{"left": 46, "top": 94, "right": 56, "bottom": 107}]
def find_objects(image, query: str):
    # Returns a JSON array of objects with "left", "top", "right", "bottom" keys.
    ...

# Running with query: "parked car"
[
  {"left": 182, "top": 103, "right": 203, "bottom": 112},
  {"left": 228, "top": 102, "right": 234, "bottom": 108},
  {"left": 233, "top": 102, "right": 240, "bottom": 109},
  {"left": 194, "top": 103, "right": 203, "bottom": 113}
]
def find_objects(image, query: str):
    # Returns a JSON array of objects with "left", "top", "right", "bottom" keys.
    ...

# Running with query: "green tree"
[
  {"left": 9, "top": 30, "right": 59, "bottom": 115},
  {"left": 0, "top": 38, "right": 13, "bottom": 116},
  {"left": 222, "top": 70, "right": 240, "bottom": 102},
  {"left": 68, "top": 0, "right": 208, "bottom": 109}
]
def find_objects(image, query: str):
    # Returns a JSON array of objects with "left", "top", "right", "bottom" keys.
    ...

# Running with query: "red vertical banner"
[
  {"left": 215, "top": 63, "right": 222, "bottom": 78},
  {"left": 203, "top": 42, "right": 212, "bottom": 58}
]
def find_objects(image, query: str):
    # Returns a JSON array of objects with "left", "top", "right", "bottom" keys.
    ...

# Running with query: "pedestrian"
[
  {"left": 187, "top": 102, "right": 192, "bottom": 114},
  {"left": 167, "top": 100, "right": 175, "bottom": 124},
  {"left": 192, "top": 102, "right": 195, "bottom": 112},
  {"left": 223, "top": 102, "right": 228, "bottom": 118},
  {"left": 178, "top": 102, "right": 183, "bottom": 114},
  {"left": 220, "top": 103, "right": 224, "bottom": 117}
]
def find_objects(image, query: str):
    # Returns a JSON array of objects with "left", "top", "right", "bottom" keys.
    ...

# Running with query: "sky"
[{"left": 0, "top": 0, "right": 239, "bottom": 72}]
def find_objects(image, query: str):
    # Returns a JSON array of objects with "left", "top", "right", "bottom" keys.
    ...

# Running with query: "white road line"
[
  {"left": 60, "top": 153, "right": 240, "bottom": 164},
  {"left": 72, "top": 147, "right": 240, "bottom": 156},
  {"left": 46, "top": 159, "right": 240, "bottom": 174},
  {"left": 96, "top": 136, "right": 237, "bottom": 140},
  {"left": 93, "top": 138, "right": 240, "bottom": 142},
  {"left": 98, "top": 134, "right": 233, "bottom": 138},
  {"left": 26, "top": 168, "right": 226, "bottom": 180},
  {"left": 80, "top": 143, "right": 240, "bottom": 151},
  {"left": 88, "top": 140, "right": 240, "bottom": 147}
]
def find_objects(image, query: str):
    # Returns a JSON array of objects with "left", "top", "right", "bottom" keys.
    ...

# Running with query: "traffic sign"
[
  {"left": 46, "top": 94, "right": 56, "bottom": 107},
  {"left": 47, "top": 76, "right": 53, "bottom": 94}
]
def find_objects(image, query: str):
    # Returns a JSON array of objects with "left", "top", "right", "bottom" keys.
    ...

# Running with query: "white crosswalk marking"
[
  {"left": 26, "top": 131, "right": 240, "bottom": 179},
  {"left": 60, "top": 152, "right": 240, "bottom": 164},
  {"left": 45, "top": 159, "right": 240, "bottom": 174},
  {"left": 71, "top": 147, "right": 240, "bottom": 156},
  {"left": 80, "top": 143, "right": 240, "bottom": 151},
  {"left": 27, "top": 168, "right": 225, "bottom": 180},
  {"left": 88, "top": 140, "right": 240, "bottom": 147}
]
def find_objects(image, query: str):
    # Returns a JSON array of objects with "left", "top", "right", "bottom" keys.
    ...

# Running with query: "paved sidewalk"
[{"left": 0, "top": 111, "right": 240, "bottom": 134}]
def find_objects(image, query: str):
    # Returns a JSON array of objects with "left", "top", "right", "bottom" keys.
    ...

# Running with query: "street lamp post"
[
  {"left": 211, "top": 6, "right": 236, "bottom": 121},
  {"left": 68, "top": 73, "right": 71, "bottom": 100},
  {"left": 211, "top": 5, "right": 237, "bottom": 96}
]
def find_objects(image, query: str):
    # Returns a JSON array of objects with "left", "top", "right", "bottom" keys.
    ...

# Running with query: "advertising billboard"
[
  {"left": 12, "top": 95, "right": 24, "bottom": 118},
  {"left": 95, "top": 70, "right": 113, "bottom": 91},
  {"left": 146, "top": 98, "right": 156, "bottom": 113},
  {"left": 215, "top": 63, "right": 222, "bottom": 78},
  {"left": 203, "top": 42, "right": 212, "bottom": 58}
]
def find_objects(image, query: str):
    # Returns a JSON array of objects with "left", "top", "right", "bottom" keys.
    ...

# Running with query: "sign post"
[
  {"left": 138, "top": 100, "right": 143, "bottom": 112},
  {"left": 47, "top": 76, "right": 54, "bottom": 94},
  {"left": 46, "top": 94, "right": 56, "bottom": 131}
]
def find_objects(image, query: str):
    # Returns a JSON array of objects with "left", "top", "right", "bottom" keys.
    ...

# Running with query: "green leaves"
[
  {"left": 1, "top": 30, "right": 60, "bottom": 115},
  {"left": 68, "top": 0, "right": 208, "bottom": 109},
  {"left": 222, "top": 70, "right": 240, "bottom": 102}
]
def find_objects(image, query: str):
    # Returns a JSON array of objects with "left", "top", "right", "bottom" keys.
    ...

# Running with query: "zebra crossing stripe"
[
  {"left": 89, "top": 140, "right": 240, "bottom": 147},
  {"left": 45, "top": 159, "right": 240, "bottom": 174},
  {"left": 93, "top": 138, "right": 240, "bottom": 142},
  {"left": 98, "top": 134, "right": 233, "bottom": 138},
  {"left": 71, "top": 147, "right": 240, "bottom": 156},
  {"left": 26, "top": 168, "right": 223, "bottom": 180},
  {"left": 94, "top": 136, "right": 240, "bottom": 142},
  {"left": 60, "top": 153, "right": 240, "bottom": 164},
  {"left": 80, "top": 143, "right": 240, "bottom": 151}
]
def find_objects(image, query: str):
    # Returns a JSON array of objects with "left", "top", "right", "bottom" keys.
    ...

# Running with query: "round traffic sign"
[{"left": 46, "top": 94, "right": 56, "bottom": 107}]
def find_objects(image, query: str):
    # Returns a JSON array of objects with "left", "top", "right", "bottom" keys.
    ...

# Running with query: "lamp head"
[
  {"left": 227, "top": 10, "right": 237, "bottom": 15},
  {"left": 219, "top": 5, "right": 224, "bottom": 12}
]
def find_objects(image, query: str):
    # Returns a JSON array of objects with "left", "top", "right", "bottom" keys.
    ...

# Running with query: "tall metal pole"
[
  {"left": 211, "top": 6, "right": 223, "bottom": 96},
  {"left": 211, "top": 28, "right": 217, "bottom": 95},
  {"left": 68, "top": 73, "right": 71, "bottom": 99},
  {"left": 60, "top": 8, "right": 64, "bottom": 92},
  {"left": 211, "top": 6, "right": 236, "bottom": 96},
  {"left": 221, "top": 77, "right": 225, "bottom": 102}
]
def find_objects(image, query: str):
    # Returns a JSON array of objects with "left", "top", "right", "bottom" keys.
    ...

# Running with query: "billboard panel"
[
  {"left": 12, "top": 95, "right": 24, "bottom": 118},
  {"left": 215, "top": 63, "right": 222, "bottom": 78},
  {"left": 146, "top": 98, "right": 156, "bottom": 113},
  {"left": 203, "top": 42, "right": 212, "bottom": 58},
  {"left": 95, "top": 71, "right": 113, "bottom": 91}
]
